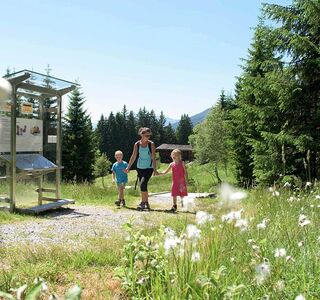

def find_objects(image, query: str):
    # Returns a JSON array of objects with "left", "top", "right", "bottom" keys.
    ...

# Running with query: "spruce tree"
[
  {"left": 176, "top": 114, "right": 193, "bottom": 144},
  {"left": 62, "top": 87, "right": 96, "bottom": 182}
]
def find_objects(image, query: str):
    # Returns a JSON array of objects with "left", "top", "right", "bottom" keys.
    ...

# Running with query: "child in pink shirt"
[{"left": 159, "top": 149, "right": 188, "bottom": 211}]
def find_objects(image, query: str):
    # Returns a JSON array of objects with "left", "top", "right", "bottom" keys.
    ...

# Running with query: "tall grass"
[{"left": 116, "top": 185, "right": 320, "bottom": 299}]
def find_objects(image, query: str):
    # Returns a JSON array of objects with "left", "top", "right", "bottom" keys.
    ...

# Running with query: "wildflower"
[
  {"left": 268, "top": 187, "right": 274, "bottom": 192},
  {"left": 230, "top": 257, "right": 235, "bottom": 262},
  {"left": 257, "top": 219, "right": 268, "bottom": 230},
  {"left": 275, "top": 280, "right": 285, "bottom": 291},
  {"left": 305, "top": 182, "right": 312, "bottom": 187},
  {"left": 298, "top": 241, "right": 304, "bottom": 247},
  {"left": 191, "top": 251, "right": 201, "bottom": 262},
  {"left": 283, "top": 182, "right": 291, "bottom": 188},
  {"left": 248, "top": 239, "right": 255, "bottom": 244},
  {"left": 186, "top": 224, "right": 201, "bottom": 241},
  {"left": 137, "top": 277, "right": 146, "bottom": 285},
  {"left": 252, "top": 245, "right": 260, "bottom": 254},
  {"left": 235, "top": 219, "right": 248, "bottom": 231},
  {"left": 229, "top": 191, "right": 247, "bottom": 201},
  {"left": 295, "top": 295, "right": 305, "bottom": 300},
  {"left": 164, "top": 236, "right": 180, "bottom": 253},
  {"left": 196, "top": 211, "right": 214, "bottom": 225},
  {"left": 164, "top": 227, "right": 177, "bottom": 238},
  {"left": 288, "top": 196, "right": 295, "bottom": 202},
  {"left": 221, "top": 209, "right": 243, "bottom": 222},
  {"left": 220, "top": 183, "right": 247, "bottom": 202},
  {"left": 272, "top": 191, "right": 280, "bottom": 197},
  {"left": 274, "top": 248, "right": 286, "bottom": 258},
  {"left": 286, "top": 256, "right": 295, "bottom": 262},
  {"left": 316, "top": 195, "right": 320, "bottom": 199},
  {"left": 182, "top": 197, "right": 195, "bottom": 211},
  {"left": 299, "top": 214, "right": 311, "bottom": 227},
  {"left": 255, "top": 262, "right": 270, "bottom": 284}
]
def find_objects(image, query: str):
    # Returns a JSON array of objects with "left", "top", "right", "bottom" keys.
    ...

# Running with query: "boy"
[{"left": 111, "top": 150, "right": 128, "bottom": 207}]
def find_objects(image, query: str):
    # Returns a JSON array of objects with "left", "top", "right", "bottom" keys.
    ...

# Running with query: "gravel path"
[{"left": 0, "top": 193, "right": 211, "bottom": 247}]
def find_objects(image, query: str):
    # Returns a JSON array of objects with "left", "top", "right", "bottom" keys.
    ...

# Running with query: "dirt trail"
[{"left": 0, "top": 193, "right": 210, "bottom": 247}]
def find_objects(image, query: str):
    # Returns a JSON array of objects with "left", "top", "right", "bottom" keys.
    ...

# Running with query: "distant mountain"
[
  {"left": 171, "top": 108, "right": 212, "bottom": 129},
  {"left": 165, "top": 117, "right": 179, "bottom": 126}
]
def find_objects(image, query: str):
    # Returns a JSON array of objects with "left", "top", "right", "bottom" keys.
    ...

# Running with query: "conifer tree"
[
  {"left": 62, "top": 87, "right": 96, "bottom": 182},
  {"left": 176, "top": 114, "right": 193, "bottom": 144}
]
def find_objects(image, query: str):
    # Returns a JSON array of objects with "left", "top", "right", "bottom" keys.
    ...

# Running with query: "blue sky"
[{"left": 1, "top": 0, "right": 292, "bottom": 122}]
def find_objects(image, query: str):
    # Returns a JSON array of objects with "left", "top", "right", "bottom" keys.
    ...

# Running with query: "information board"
[{"left": 0, "top": 116, "right": 43, "bottom": 152}]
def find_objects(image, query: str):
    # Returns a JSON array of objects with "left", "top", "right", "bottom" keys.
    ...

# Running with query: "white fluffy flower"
[
  {"left": 181, "top": 197, "right": 195, "bottom": 211},
  {"left": 186, "top": 224, "right": 201, "bottom": 241},
  {"left": 164, "top": 227, "right": 176, "bottom": 238},
  {"left": 274, "top": 248, "right": 287, "bottom": 258},
  {"left": 235, "top": 218, "right": 248, "bottom": 231},
  {"left": 255, "top": 262, "right": 271, "bottom": 284},
  {"left": 272, "top": 191, "right": 280, "bottom": 197},
  {"left": 257, "top": 219, "right": 268, "bottom": 230},
  {"left": 220, "top": 183, "right": 247, "bottom": 202},
  {"left": 196, "top": 211, "right": 214, "bottom": 225},
  {"left": 315, "top": 195, "right": 320, "bottom": 200},
  {"left": 295, "top": 295, "right": 305, "bottom": 300},
  {"left": 164, "top": 237, "right": 180, "bottom": 253},
  {"left": 305, "top": 182, "right": 312, "bottom": 187},
  {"left": 283, "top": 182, "right": 291, "bottom": 188},
  {"left": 299, "top": 214, "right": 311, "bottom": 227},
  {"left": 191, "top": 251, "right": 201, "bottom": 262},
  {"left": 221, "top": 209, "right": 243, "bottom": 222}
]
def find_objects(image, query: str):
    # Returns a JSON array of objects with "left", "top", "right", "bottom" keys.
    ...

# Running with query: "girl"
[
  {"left": 125, "top": 127, "right": 158, "bottom": 210},
  {"left": 159, "top": 148, "right": 188, "bottom": 212}
]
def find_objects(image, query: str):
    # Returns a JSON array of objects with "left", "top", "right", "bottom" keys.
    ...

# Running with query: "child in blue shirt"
[{"left": 112, "top": 150, "right": 128, "bottom": 207}]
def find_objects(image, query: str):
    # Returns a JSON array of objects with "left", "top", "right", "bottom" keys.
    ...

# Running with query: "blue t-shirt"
[{"left": 111, "top": 161, "right": 128, "bottom": 184}]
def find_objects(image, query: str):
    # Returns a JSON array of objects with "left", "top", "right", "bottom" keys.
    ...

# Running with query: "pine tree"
[
  {"left": 62, "top": 87, "right": 96, "bottom": 182},
  {"left": 263, "top": 0, "right": 320, "bottom": 181},
  {"left": 176, "top": 114, "right": 193, "bottom": 144},
  {"left": 164, "top": 123, "right": 177, "bottom": 144}
]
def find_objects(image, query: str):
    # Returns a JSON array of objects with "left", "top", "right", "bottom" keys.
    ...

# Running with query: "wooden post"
[
  {"left": 9, "top": 85, "right": 17, "bottom": 212},
  {"left": 55, "top": 95, "right": 62, "bottom": 199}
]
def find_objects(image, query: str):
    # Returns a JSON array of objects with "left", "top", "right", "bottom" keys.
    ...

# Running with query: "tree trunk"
[{"left": 214, "top": 163, "right": 222, "bottom": 184}]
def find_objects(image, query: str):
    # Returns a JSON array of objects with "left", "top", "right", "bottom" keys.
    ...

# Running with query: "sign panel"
[
  {"left": 20, "top": 102, "right": 33, "bottom": 114},
  {"left": 0, "top": 116, "right": 43, "bottom": 152},
  {"left": 48, "top": 135, "right": 57, "bottom": 144}
]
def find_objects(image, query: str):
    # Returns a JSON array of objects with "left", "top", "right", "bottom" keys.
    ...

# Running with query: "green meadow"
[{"left": 0, "top": 163, "right": 318, "bottom": 299}]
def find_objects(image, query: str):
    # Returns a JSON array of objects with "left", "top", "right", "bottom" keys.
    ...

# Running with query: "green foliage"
[
  {"left": 62, "top": 87, "right": 96, "bottom": 183},
  {"left": 93, "top": 153, "right": 112, "bottom": 187},
  {"left": 0, "top": 277, "right": 81, "bottom": 300},
  {"left": 176, "top": 114, "right": 193, "bottom": 144},
  {"left": 189, "top": 92, "right": 235, "bottom": 183},
  {"left": 116, "top": 184, "right": 320, "bottom": 299}
]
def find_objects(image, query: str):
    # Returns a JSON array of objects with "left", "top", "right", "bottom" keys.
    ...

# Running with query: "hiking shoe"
[
  {"left": 145, "top": 202, "right": 151, "bottom": 210},
  {"left": 120, "top": 199, "right": 126, "bottom": 207},
  {"left": 115, "top": 200, "right": 121, "bottom": 207},
  {"left": 170, "top": 205, "right": 177, "bottom": 212},
  {"left": 137, "top": 202, "right": 145, "bottom": 210}
]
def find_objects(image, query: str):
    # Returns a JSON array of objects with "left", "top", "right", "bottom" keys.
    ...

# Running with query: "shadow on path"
[{"left": 122, "top": 206, "right": 196, "bottom": 215}]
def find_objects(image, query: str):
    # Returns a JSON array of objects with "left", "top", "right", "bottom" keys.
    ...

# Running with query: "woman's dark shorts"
[{"left": 137, "top": 168, "right": 154, "bottom": 192}]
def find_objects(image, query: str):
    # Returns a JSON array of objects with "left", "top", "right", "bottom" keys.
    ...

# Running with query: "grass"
[
  {"left": 4, "top": 163, "right": 319, "bottom": 298},
  {"left": 116, "top": 185, "right": 320, "bottom": 299}
]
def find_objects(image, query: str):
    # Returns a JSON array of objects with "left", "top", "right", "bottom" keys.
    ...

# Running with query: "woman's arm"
[
  {"left": 125, "top": 143, "right": 138, "bottom": 173},
  {"left": 159, "top": 164, "right": 172, "bottom": 175},
  {"left": 151, "top": 142, "right": 158, "bottom": 175}
]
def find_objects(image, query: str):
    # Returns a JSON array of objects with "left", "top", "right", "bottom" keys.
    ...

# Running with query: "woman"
[{"left": 125, "top": 127, "right": 158, "bottom": 210}]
